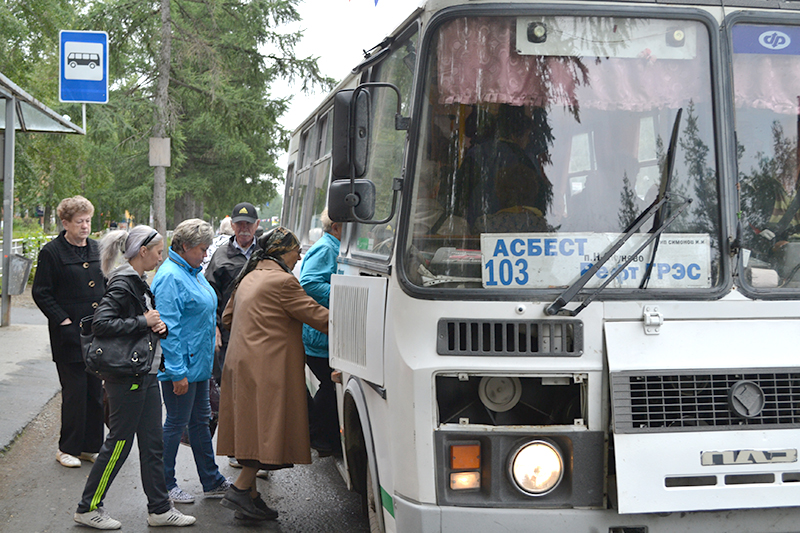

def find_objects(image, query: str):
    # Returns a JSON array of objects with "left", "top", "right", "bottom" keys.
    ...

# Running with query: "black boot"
[
  {"left": 221, "top": 485, "right": 271, "bottom": 520},
  {"left": 234, "top": 492, "right": 278, "bottom": 521}
]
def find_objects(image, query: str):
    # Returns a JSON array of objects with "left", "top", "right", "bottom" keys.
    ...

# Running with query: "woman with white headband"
[{"left": 73, "top": 226, "right": 196, "bottom": 530}]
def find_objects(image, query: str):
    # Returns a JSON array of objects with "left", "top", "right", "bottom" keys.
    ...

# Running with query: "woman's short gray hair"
[
  {"left": 320, "top": 209, "right": 333, "bottom": 233},
  {"left": 171, "top": 218, "right": 214, "bottom": 252},
  {"left": 57, "top": 195, "right": 94, "bottom": 222},
  {"left": 219, "top": 217, "right": 234, "bottom": 236}
]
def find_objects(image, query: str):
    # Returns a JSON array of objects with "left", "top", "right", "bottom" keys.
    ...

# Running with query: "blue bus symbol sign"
[
  {"left": 759, "top": 30, "right": 791, "bottom": 50},
  {"left": 59, "top": 30, "right": 108, "bottom": 103}
]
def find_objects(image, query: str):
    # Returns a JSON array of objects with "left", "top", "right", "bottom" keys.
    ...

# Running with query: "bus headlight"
[{"left": 509, "top": 440, "right": 564, "bottom": 496}]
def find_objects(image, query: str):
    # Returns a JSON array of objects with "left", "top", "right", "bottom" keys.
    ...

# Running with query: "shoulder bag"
[{"left": 80, "top": 285, "right": 156, "bottom": 379}]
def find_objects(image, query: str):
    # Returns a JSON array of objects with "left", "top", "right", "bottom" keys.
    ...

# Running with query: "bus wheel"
[
  {"left": 69, "top": 61, "right": 77, "bottom": 68},
  {"left": 366, "top": 464, "right": 382, "bottom": 533}
]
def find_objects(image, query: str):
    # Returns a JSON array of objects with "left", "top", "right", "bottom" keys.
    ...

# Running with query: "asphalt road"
[
  {"left": 0, "top": 291, "right": 369, "bottom": 532},
  {"left": 0, "top": 393, "right": 369, "bottom": 533}
]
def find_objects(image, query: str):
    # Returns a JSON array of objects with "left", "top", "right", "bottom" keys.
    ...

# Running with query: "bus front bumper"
[{"left": 392, "top": 493, "right": 800, "bottom": 533}]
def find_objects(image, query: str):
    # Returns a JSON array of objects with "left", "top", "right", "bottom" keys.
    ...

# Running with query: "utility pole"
[
  {"left": 152, "top": 0, "right": 171, "bottom": 236},
  {"left": 1, "top": 96, "right": 15, "bottom": 327}
]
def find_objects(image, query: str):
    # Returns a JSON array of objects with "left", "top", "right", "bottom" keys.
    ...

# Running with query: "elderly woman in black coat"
[{"left": 33, "top": 196, "right": 106, "bottom": 468}]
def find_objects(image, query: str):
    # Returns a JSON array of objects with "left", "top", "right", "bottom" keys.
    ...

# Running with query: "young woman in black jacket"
[{"left": 73, "top": 226, "right": 196, "bottom": 530}]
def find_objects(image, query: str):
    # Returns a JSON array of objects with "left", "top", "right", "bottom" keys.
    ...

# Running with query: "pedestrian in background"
[
  {"left": 205, "top": 202, "right": 261, "bottom": 470},
  {"left": 74, "top": 226, "right": 195, "bottom": 529},
  {"left": 300, "top": 209, "right": 342, "bottom": 456},
  {"left": 217, "top": 228, "right": 329, "bottom": 521},
  {"left": 33, "top": 195, "right": 106, "bottom": 468},
  {"left": 152, "top": 218, "right": 231, "bottom": 504},
  {"left": 201, "top": 216, "right": 233, "bottom": 273},
  {"left": 205, "top": 202, "right": 260, "bottom": 387}
]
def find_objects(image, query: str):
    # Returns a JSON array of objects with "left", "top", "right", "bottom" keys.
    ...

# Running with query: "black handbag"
[{"left": 80, "top": 311, "right": 156, "bottom": 380}]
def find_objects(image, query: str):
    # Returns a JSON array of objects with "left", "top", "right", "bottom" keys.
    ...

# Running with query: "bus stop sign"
[{"left": 59, "top": 30, "right": 108, "bottom": 103}]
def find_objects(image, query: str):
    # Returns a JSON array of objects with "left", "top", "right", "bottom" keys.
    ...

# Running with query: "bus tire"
[{"left": 344, "top": 386, "right": 384, "bottom": 532}]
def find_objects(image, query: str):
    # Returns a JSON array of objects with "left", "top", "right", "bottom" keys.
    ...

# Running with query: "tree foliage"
[{"left": 0, "top": 0, "right": 334, "bottom": 229}]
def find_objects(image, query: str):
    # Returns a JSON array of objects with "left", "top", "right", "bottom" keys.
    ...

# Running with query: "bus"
[{"left": 282, "top": 1, "right": 800, "bottom": 531}]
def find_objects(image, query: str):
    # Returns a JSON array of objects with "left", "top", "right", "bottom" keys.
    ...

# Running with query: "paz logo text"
[{"left": 701, "top": 448, "right": 797, "bottom": 466}]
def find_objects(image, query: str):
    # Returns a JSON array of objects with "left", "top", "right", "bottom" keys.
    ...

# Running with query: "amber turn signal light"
[{"left": 451, "top": 443, "right": 481, "bottom": 470}]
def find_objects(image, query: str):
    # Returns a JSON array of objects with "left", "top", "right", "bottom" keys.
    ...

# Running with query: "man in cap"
[{"left": 206, "top": 202, "right": 261, "bottom": 386}]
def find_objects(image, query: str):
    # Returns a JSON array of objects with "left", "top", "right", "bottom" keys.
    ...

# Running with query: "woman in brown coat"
[{"left": 217, "top": 227, "right": 329, "bottom": 521}]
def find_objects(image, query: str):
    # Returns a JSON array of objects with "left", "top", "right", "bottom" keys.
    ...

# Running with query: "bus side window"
[
  {"left": 282, "top": 163, "right": 296, "bottom": 230},
  {"left": 307, "top": 112, "right": 333, "bottom": 244},
  {"left": 352, "top": 27, "right": 419, "bottom": 258}
]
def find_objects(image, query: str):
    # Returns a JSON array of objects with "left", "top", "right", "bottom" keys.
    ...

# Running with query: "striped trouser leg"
[{"left": 76, "top": 379, "right": 144, "bottom": 514}]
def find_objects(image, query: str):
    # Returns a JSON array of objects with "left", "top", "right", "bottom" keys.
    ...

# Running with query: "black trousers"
[
  {"left": 76, "top": 374, "right": 171, "bottom": 515},
  {"left": 55, "top": 361, "right": 104, "bottom": 456},
  {"left": 306, "top": 355, "right": 340, "bottom": 451}
]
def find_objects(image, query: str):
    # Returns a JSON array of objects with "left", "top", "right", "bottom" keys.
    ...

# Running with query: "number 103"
[{"left": 485, "top": 258, "right": 529, "bottom": 286}]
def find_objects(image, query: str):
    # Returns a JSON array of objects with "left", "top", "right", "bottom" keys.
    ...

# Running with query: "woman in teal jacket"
[
  {"left": 299, "top": 210, "right": 342, "bottom": 455},
  {"left": 152, "top": 219, "right": 229, "bottom": 504}
]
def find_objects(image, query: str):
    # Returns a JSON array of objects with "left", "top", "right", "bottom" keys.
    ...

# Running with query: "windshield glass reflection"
[{"left": 406, "top": 15, "right": 721, "bottom": 291}]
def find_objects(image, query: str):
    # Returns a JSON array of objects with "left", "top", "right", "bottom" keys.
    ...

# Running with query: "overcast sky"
[{"left": 274, "top": 0, "right": 419, "bottom": 170}]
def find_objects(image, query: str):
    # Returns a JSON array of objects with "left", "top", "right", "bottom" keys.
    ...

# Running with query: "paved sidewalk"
[{"left": 0, "top": 297, "right": 58, "bottom": 451}]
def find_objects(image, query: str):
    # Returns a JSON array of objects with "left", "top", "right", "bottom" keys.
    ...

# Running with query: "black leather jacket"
[
  {"left": 92, "top": 266, "right": 168, "bottom": 340},
  {"left": 205, "top": 236, "right": 261, "bottom": 327}
]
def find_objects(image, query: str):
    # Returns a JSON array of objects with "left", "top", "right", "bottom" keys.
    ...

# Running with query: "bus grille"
[
  {"left": 612, "top": 371, "right": 800, "bottom": 433},
  {"left": 437, "top": 319, "right": 583, "bottom": 357}
]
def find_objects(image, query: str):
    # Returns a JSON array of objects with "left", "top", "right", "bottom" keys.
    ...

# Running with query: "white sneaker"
[
  {"left": 57, "top": 450, "right": 81, "bottom": 468},
  {"left": 80, "top": 452, "right": 99, "bottom": 463},
  {"left": 147, "top": 506, "right": 196, "bottom": 527},
  {"left": 228, "top": 457, "right": 242, "bottom": 468},
  {"left": 73, "top": 508, "right": 122, "bottom": 530},
  {"left": 168, "top": 486, "right": 195, "bottom": 504}
]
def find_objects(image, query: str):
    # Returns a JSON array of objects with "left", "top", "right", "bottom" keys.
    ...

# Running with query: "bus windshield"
[
  {"left": 405, "top": 15, "right": 721, "bottom": 292},
  {"left": 734, "top": 23, "right": 800, "bottom": 291}
]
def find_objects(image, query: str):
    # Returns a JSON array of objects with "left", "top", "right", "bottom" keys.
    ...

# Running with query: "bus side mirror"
[
  {"left": 332, "top": 89, "right": 370, "bottom": 179},
  {"left": 329, "top": 82, "right": 404, "bottom": 225},
  {"left": 328, "top": 179, "right": 376, "bottom": 222}
]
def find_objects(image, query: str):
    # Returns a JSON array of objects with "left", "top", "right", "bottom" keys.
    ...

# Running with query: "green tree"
[
  {"left": 739, "top": 121, "right": 797, "bottom": 256},
  {"left": 1, "top": 0, "right": 334, "bottom": 231},
  {"left": 618, "top": 172, "right": 638, "bottom": 230},
  {"left": 80, "top": 0, "right": 334, "bottom": 226}
]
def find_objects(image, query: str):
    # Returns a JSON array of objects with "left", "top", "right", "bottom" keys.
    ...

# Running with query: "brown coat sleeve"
[
  {"left": 280, "top": 275, "right": 329, "bottom": 334},
  {"left": 221, "top": 287, "right": 236, "bottom": 331}
]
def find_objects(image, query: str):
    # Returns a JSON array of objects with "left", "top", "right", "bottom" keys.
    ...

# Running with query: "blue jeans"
[{"left": 160, "top": 379, "right": 225, "bottom": 492}]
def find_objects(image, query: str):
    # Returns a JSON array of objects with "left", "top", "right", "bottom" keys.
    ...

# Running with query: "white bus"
[{"left": 282, "top": 1, "right": 800, "bottom": 531}]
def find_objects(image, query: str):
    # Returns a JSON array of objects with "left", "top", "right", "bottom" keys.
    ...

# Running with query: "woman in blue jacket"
[{"left": 152, "top": 219, "right": 229, "bottom": 504}]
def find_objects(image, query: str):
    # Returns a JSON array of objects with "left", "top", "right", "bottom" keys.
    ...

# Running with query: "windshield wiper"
[
  {"left": 640, "top": 108, "right": 683, "bottom": 288},
  {"left": 545, "top": 109, "right": 687, "bottom": 317},
  {"left": 545, "top": 193, "right": 691, "bottom": 316}
]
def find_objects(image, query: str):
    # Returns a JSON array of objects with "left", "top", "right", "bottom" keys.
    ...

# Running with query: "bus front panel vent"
[
  {"left": 611, "top": 370, "right": 800, "bottom": 433},
  {"left": 437, "top": 319, "right": 583, "bottom": 357}
]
